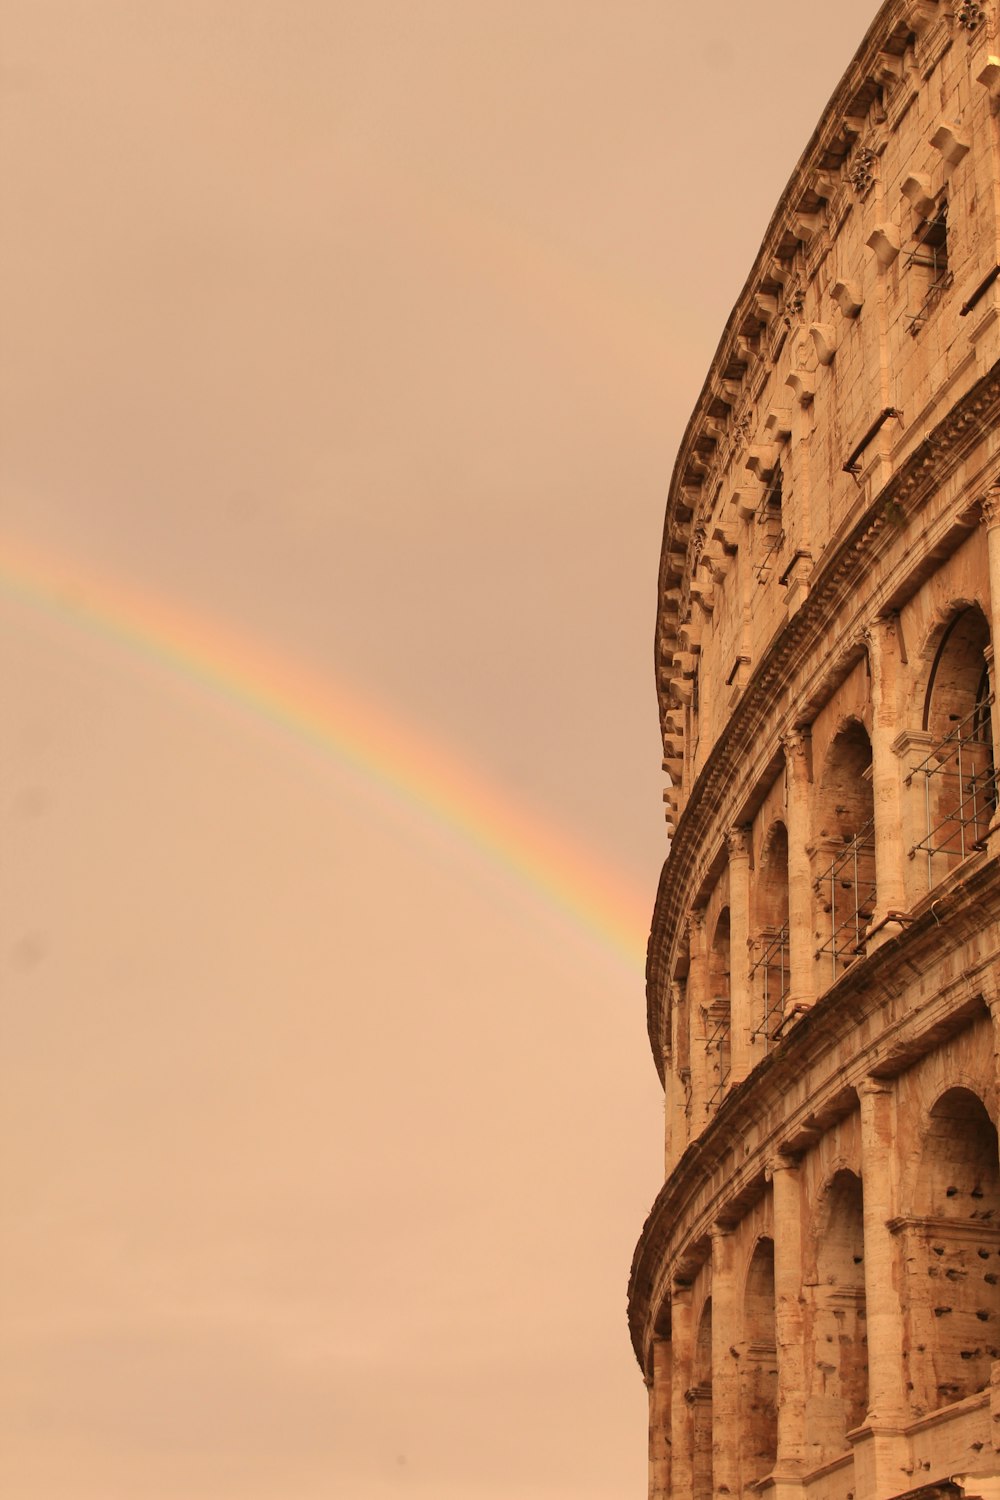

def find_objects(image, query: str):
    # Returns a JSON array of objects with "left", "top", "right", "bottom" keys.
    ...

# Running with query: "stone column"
[
  {"left": 648, "top": 1336, "right": 671, "bottom": 1500},
  {"left": 856, "top": 1079, "right": 908, "bottom": 1497},
  {"left": 686, "top": 911, "right": 709, "bottom": 1128},
  {"left": 727, "top": 827, "right": 753, "bottom": 1083},
  {"left": 781, "top": 729, "right": 815, "bottom": 1012},
  {"left": 666, "top": 979, "right": 689, "bottom": 1175},
  {"left": 670, "top": 1284, "right": 695, "bottom": 1500},
  {"left": 980, "top": 486, "right": 1000, "bottom": 851},
  {"left": 770, "top": 1156, "right": 807, "bottom": 1489},
  {"left": 865, "top": 618, "right": 909, "bottom": 942},
  {"left": 710, "top": 1226, "right": 740, "bottom": 1500}
]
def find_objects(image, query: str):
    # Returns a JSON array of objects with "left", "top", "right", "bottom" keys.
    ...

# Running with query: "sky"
[{"left": 0, "top": 3, "right": 880, "bottom": 1496}]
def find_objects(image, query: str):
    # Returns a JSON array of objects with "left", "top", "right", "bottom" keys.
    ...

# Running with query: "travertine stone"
[{"left": 631, "top": 7, "right": 1000, "bottom": 1499}]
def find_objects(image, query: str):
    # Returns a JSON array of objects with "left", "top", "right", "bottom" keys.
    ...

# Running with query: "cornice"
[
  {"left": 646, "top": 355, "right": 1000, "bottom": 1081},
  {"left": 630, "top": 846, "right": 1000, "bottom": 1369}
]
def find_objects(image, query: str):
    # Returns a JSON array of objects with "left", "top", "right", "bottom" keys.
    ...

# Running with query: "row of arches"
[
  {"left": 657, "top": 1079, "right": 1000, "bottom": 1493},
  {"left": 681, "top": 604, "right": 996, "bottom": 1122}
]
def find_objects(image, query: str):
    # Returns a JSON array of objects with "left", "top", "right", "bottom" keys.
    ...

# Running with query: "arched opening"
[
  {"left": 692, "top": 1298, "right": 713, "bottom": 1500},
  {"left": 911, "top": 606, "right": 995, "bottom": 884},
  {"left": 903, "top": 1087, "right": 1000, "bottom": 1414},
  {"left": 751, "top": 821, "right": 789, "bottom": 1050},
  {"left": 742, "top": 1238, "right": 778, "bottom": 1481},
  {"left": 707, "top": 909, "right": 731, "bottom": 1108},
  {"left": 813, "top": 721, "right": 875, "bottom": 984},
  {"left": 811, "top": 1170, "right": 867, "bottom": 1459}
]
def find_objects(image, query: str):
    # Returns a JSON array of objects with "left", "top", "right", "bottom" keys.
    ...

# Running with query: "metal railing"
[
  {"left": 706, "top": 1001, "right": 731, "bottom": 1110},
  {"left": 814, "top": 818, "right": 877, "bottom": 982},
  {"left": 750, "top": 925, "right": 789, "bottom": 1052},
  {"left": 907, "top": 697, "right": 996, "bottom": 888}
]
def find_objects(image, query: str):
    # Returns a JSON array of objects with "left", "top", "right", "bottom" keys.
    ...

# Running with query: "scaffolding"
[
  {"left": 750, "top": 925, "right": 789, "bottom": 1052},
  {"left": 754, "top": 468, "right": 784, "bottom": 584},
  {"left": 814, "top": 818, "right": 877, "bottom": 982},
  {"left": 706, "top": 1001, "right": 731, "bottom": 1110},
  {"left": 906, "top": 695, "right": 996, "bottom": 888},
  {"left": 905, "top": 202, "right": 952, "bottom": 336}
]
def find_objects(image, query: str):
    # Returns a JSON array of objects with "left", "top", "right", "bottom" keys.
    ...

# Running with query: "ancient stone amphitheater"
[{"left": 628, "top": 4, "right": 1000, "bottom": 1498}]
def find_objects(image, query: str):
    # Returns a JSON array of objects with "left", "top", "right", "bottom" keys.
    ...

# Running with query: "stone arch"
[
  {"left": 752, "top": 820, "right": 789, "bottom": 1045},
  {"left": 757, "top": 820, "right": 789, "bottom": 930},
  {"left": 692, "top": 1297, "right": 713, "bottom": 1500},
  {"left": 902, "top": 1086, "right": 1000, "bottom": 1415},
  {"left": 810, "top": 1169, "right": 867, "bottom": 1458},
  {"left": 812, "top": 719, "right": 875, "bottom": 982},
  {"left": 741, "top": 1237, "right": 778, "bottom": 1482},
  {"left": 914, "top": 604, "right": 994, "bottom": 871},
  {"left": 815, "top": 717, "right": 874, "bottom": 842}
]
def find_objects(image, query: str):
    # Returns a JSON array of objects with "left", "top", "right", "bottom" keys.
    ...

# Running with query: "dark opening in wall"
[
  {"left": 811, "top": 1170, "right": 867, "bottom": 1459},
  {"left": 813, "top": 721, "right": 876, "bottom": 983},
  {"left": 910, "top": 605, "right": 995, "bottom": 881},
  {"left": 742, "top": 1238, "right": 778, "bottom": 1481},
  {"left": 751, "top": 821, "right": 789, "bottom": 1049},
  {"left": 906, "top": 199, "right": 950, "bottom": 335}
]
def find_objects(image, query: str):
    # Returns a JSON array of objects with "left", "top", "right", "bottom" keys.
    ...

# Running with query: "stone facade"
[{"left": 628, "top": 4, "right": 1000, "bottom": 1498}]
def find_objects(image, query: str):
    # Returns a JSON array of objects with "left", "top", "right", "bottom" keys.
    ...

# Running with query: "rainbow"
[{"left": 1, "top": 534, "right": 648, "bottom": 971}]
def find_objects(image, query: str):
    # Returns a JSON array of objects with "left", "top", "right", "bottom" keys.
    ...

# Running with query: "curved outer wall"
[{"left": 630, "top": 4, "right": 1000, "bottom": 1499}]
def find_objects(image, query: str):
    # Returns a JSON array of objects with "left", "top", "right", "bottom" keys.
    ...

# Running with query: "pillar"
[
  {"left": 980, "top": 486, "right": 1000, "bottom": 851},
  {"left": 687, "top": 911, "right": 709, "bottom": 1128},
  {"left": 865, "top": 618, "right": 909, "bottom": 940},
  {"left": 710, "top": 1226, "right": 739, "bottom": 1500},
  {"left": 727, "top": 827, "right": 753, "bottom": 1083},
  {"left": 781, "top": 729, "right": 815, "bottom": 1012},
  {"left": 856, "top": 1079, "right": 908, "bottom": 1499},
  {"left": 770, "top": 1156, "right": 807, "bottom": 1487},
  {"left": 670, "top": 1284, "right": 695, "bottom": 1500},
  {"left": 648, "top": 1336, "right": 671, "bottom": 1500},
  {"left": 666, "top": 979, "right": 689, "bottom": 1174}
]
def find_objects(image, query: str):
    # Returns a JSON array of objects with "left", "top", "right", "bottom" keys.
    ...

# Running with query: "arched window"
[
  {"left": 813, "top": 721, "right": 876, "bottom": 983},
  {"left": 692, "top": 1298, "right": 713, "bottom": 1500},
  {"left": 751, "top": 822, "right": 789, "bottom": 1050},
  {"left": 902, "top": 1088, "right": 1000, "bottom": 1414},
  {"left": 707, "top": 910, "right": 731, "bottom": 1108},
  {"left": 741, "top": 1238, "right": 778, "bottom": 1481},
  {"left": 910, "top": 606, "right": 995, "bottom": 884},
  {"left": 811, "top": 1171, "right": 867, "bottom": 1458}
]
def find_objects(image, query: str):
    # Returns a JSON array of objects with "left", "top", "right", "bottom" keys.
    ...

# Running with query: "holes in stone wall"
[{"left": 904, "top": 1088, "right": 1000, "bottom": 1414}]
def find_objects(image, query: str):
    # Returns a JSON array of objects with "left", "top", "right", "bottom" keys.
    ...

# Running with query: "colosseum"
[{"left": 627, "top": 4, "right": 1000, "bottom": 1498}]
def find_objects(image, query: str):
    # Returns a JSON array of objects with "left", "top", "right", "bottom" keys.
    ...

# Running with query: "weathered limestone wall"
[{"left": 634, "top": 4, "right": 1000, "bottom": 1498}]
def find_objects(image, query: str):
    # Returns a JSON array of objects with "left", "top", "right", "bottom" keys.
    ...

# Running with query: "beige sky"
[{"left": 1, "top": 4, "right": 879, "bottom": 1496}]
